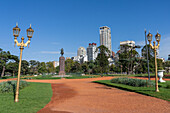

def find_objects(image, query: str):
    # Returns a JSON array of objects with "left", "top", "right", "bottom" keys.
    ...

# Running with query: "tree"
[
  {"left": 130, "top": 49, "right": 140, "bottom": 74},
  {"left": 95, "top": 45, "right": 110, "bottom": 74},
  {"left": 87, "top": 61, "right": 95, "bottom": 74},
  {"left": 164, "top": 61, "right": 170, "bottom": 73},
  {"left": 0, "top": 49, "right": 18, "bottom": 77},
  {"left": 81, "top": 63, "right": 88, "bottom": 73},
  {"left": 29, "top": 60, "right": 39, "bottom": 75},
  {"left": 21, "top": 60, "right": 29, "bottom": 75},
  {"left": 6, "top": 62, "right": 18, "bottom": 77},
  {"left": 0, "top": 50, "right": 11, "bottom": 77},
  {"left": 65, "top": 59, "right": 74, "bottom": 73},
  {"left": 118, "top": 45, "right": 140, "bottom": 74},
  {"left": 46, "top": 61, "right": 55, "bottom": 74},
  {"left": 141, "top": 45, "right": 156, "bottom": 73},
  {"left": 142, "top": 44, "right": 154, "bottom": 60},
  {"left": 71, "top": 61, "right": 81, "bottom": 73},
  {"left": 38, "top": 62, "right": 47, "bottom": 74},
  {"left": 109, "top": 64, "right": 115, "bottom": 73},
  {"left": 55, "top": 66, "right": 59, "bottom": 73},
  {"left": 118, "top": 45, "right": 130, "bottom": 74}
]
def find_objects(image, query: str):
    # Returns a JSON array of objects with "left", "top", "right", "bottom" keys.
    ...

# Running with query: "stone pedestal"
[
  {"left": 158, "top": 70, "right": 166, "bottom": 82},
  {"left": 59, "top": 56, "right": 65, "bottom": 75}
]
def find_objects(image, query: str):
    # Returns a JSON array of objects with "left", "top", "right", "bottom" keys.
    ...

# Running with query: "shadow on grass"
[{"left": 12, "top": 84, "right": 16, "bottom": 100}]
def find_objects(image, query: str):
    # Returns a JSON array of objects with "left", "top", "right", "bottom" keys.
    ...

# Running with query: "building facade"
[
  {"left": 77, "top": 47, "right": 86, "bottom": 56},
  {"left": 87, "top": 43, "right": 98, "bottom": 61},
  {"left": 120, "top": 40, "right": 135, "bottom": 53},
  {"left": 71, "top": 47, "right": 88, "bottom": 64},
  {"left": 100, "top": 26, "right": 112, "bottom": 53}
]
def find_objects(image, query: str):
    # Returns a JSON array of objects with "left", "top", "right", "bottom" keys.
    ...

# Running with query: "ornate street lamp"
[
  {"left": 147, "top": 31, "right": 161, "bottom": 92},
  {"left": 13, "top": 23, "right": 34, "bottom": 102}
]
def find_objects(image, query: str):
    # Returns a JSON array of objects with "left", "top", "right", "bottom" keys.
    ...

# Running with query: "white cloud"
[{"left": 41, "top": 51, "right": 76, "bottom": 55}]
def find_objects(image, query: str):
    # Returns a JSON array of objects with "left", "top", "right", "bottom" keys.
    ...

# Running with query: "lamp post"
[
  {"left": 13, "top": 23, "right": 34, "bottom": 102},
  {"left": 121, "top": 65, "right": 123, "bottom": 75},
  {"left": 145, "top": 29, "right": 150, "bottom": 81},
  {"left": 147, "top": 31, "right": 161, "bottom": 92}
]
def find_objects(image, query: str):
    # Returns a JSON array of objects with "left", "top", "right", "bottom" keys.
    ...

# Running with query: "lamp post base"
[{"left": 15, "top": 98, "right": 19, "bottom": 102}]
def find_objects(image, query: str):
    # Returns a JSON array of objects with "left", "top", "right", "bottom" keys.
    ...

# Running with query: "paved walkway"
[{"left": 23, "top": 77, "right": 170, "bottom": 113}]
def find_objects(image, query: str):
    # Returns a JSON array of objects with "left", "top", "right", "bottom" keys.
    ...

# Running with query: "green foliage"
[
  {"left": 81, "top": 63, "right": 88, "bottom": 73},
  {"left": 71, "top": 61, "right": 81, "bottom": 72},
  {"left": 38, "top": 62, "right": 47, "bottom": 74},
  {"left": 0, "top": 82, "right": 52, "bottom": 113},
  {"left": 118, "top": 45, "right": 140, "bottom": 74},
  {"left": 21, "top": 60, "right": 29, "bottom": 75},
  {"left": 157, "top": 58, "right": 164, "bottom": 70},
  {"left": 6, "top": 62, "right": 18, "bottom": 77},
  {"left": 0, "top": 80, "right": 28, "bottom": 93},
  {"left": 164, "top": 75, "right": 170, "bottom": 78},
  {"left": 65, "top": 59, "right": 74, "bottom": 73},
  {"left": 55, "top": 66, "right": 59, "bottom": 73},
  {"left": 166, "top": 84, "right": 170, "bottom": 89},
  {"left": 110, "top": 78, "right": 154, "bottom": 87},
  {"left": 46, "top": 61, "right": 55, "bottom": 74},
  {"left": 141, "top": 44, "right": 154, "bottom": 59},
  {"left": 95, "top": 45, "right": 110, "bottom": 74},
  {"left": 0, "top": 48, "right": 19, "bottom": 78}
]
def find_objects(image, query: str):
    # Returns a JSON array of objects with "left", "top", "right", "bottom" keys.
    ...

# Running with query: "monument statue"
[
  {"left": 60, "top": 48, "right": 64, "bottom": 56},
  {"left": 59, "top": 48, "right": 65, "bottom": 75}
]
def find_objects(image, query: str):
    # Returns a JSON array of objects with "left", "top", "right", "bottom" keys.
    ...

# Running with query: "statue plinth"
[{"left": 59, "top": 56, "right": 65, "bottom": 75}]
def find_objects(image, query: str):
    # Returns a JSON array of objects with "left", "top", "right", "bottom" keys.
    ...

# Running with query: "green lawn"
[
  {"left": 0, "top": 82, "right": 52, "bottom": 113},
  {"left": 93, "top": 80, "right": 170, "bottom": 101}
]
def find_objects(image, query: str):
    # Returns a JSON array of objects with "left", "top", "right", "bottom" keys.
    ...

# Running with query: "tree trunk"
[
  {"left": 13, "top": 71, "right": 15, "bottom": 77},
  {"left": 1, "top": 66, "right": 5, "bottom": 78}
]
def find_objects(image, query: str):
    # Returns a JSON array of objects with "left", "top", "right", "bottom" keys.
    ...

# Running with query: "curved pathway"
[{"left": 23, "top": 77, "right": 170, "bottom": 113}]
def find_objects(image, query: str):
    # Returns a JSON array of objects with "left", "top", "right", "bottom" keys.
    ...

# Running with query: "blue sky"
[{"left": 0, "top": 0, "right": 170, "bottom": 62}]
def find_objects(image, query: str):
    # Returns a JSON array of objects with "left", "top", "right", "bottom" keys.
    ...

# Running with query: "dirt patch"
[
  {"left": 36, "top": 77, "right": 170, "bottom": 113},
  {"left": 37, "top": 83, "right": 77, "bottom": 113}
]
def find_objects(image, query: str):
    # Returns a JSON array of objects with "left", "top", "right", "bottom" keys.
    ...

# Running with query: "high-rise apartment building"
[
  {"left": 100, "top": 26, "right": 112, "bottom": 53},
  {"left": 77, "top": 47, "right": 86, "bottom": 56},
  {"left": 87, "top": 43, "right": 98, "bottom": 61},
  {"left": 72, "top": 47, "right": 88, "bottom": 64}
]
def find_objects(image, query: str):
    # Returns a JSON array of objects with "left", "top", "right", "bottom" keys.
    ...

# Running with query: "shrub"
[
  {"left": 110, "top": 78, "right": 154, "bottom": 87},
  {"left": 164, "top": 75, "right": 170, "bottom": 78},
  {"left": 0, "top": 80, "right": 28, "bottom": 93},
  {"left": 1, "top": 76, "right": 8, "bottom": 79},
  {"left": 166, "top": 84, "right": 170, "bottom": 89}
]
